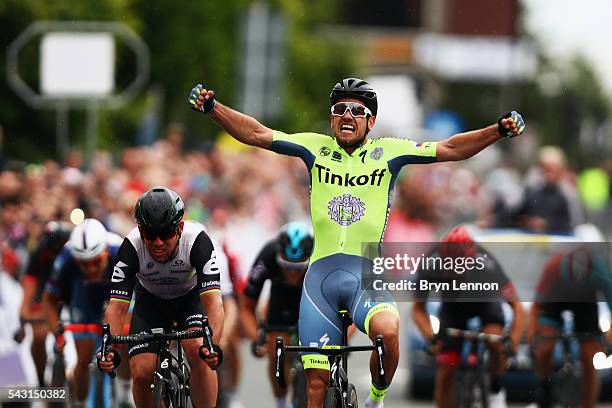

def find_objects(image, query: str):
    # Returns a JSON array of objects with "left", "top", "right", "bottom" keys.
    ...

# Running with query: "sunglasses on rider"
[
  {"left": 140, "top": 227, "right": 178, "bottom": 241},
  {"left": 330, "top": 102, "right": 372, "bottom": 118}
]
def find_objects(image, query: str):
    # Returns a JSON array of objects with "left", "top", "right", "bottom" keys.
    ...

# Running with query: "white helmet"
[{"left": 70, "top": 218, "right": 108, "bottom": 260}]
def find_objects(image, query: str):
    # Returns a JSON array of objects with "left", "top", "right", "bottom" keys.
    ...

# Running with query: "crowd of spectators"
[{"left": 0, "top": 123, "right": 611, "bottom": 282}]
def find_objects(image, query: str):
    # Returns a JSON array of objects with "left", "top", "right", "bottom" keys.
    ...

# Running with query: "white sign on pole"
[{"left": 40, "top": 33, "right": 115, "bottom": 97}]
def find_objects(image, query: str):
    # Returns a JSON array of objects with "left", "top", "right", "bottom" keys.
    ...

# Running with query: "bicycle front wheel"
[
  {"left": 153, "top": 379, "right": 173, "bottom": 408},
  {"left": 324, "top": 387, "right": 342, "bottom": 408},
  {"left": 347, "top": 383, "right": 358, "bottom": 408},
  {"left": 292, "top": 362, "right": 308, "bottom": 408}
]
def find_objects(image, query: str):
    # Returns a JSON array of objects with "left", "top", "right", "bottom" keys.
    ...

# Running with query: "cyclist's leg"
[
  {"left": 129, "top": 353, "right": 158, "bottom": 407},
  {"left": 299, "top": 257, "right": 347, "bottom": 407},
  {"left": 479, "top": 302, "right": 506, "bottom": 403},
  {"left": 265, "top": 289, "right": 300, "bottom": 406},
  {"left": 128, "top": 285, "right": 167, "bottom": 408},
  {"left": 30, "top": 315, "right": 49, "bottom": 386},
  {"left": 179, "top": 290, "right": 217, "bottom": 408},
  {"left": 356, "top": 299, "right": 399, "bottom": 390},
  {"left": 574, "top": 302, "right": 603, "bottom": 408},
  {"left": 351, "top": 261, "right": 399, "bottom": 406},
  {"left": 72, "top": 336, "right": 97, "bottom": 402},
  {"left": 533, "top": 302, "right": 561, "bottom": 405},
  {"left": 433, "top": 303, "right": 467, "bottom": 408},
  {"left": 69, "top": 283, "right": 107, "bottom": 405}
]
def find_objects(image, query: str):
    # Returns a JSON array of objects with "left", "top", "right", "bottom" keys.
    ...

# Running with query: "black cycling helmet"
[
  {"left": 278, "top": 222, "right": 314, "bottom": 263},
  {"left": 135, "top": 186, "right": 185, "bottom": 231},
  {"left": 330, "top": 78, "right": 378, "bottom": 116},
  {"left": 43, "top": 221, "right": 72, "bottom": 251}
]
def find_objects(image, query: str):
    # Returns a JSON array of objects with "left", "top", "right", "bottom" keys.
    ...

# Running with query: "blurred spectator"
[
  {"left": 577, "top": 164, "right": 610, "bottom": 229},
  {"left": 479, "top": 166, "right": 524, "bottom": 228},
  {"left": 516, "top": 146, "right": 582, "bottom": 233},
  {"left": 385, "top": 169, "right": 438, "bottom": 243},
  {"left": 0, "top": 125, "right": 7, "bottom": 171},
  {"left": 63, "top": 148, "right": 83, "bottom": 170}
]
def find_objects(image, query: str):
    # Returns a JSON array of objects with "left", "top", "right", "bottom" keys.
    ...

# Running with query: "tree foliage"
[{"left": 0, "top": 0, "right": 356, "bottom": 162}]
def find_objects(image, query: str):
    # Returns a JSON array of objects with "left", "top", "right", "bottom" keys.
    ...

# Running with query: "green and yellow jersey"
[{"left": 269, "top": 131, "right": 437, "bottom": 262}]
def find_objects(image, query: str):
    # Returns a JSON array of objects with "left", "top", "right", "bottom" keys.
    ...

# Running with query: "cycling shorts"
[
  {"left": 299, "top": 253, "right": 398, "bottom": 370},
  {"left": 537, "top": 302, "right": 601, "bottom": 336},
  {"left": 267, "top": 284, "right": 301, "bottom": 328},
  {"left": 128, "top": 283, "right": 204, "bottom": 357},
  {"left": 438, "top": 302, "right": 505, "bottom": 357}
]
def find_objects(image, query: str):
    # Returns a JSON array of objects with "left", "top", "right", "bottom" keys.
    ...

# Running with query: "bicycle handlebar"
[
  {"left": 428, "top": 328, "right": 516, "bottom": 368},
  {"left": 445, "top": 328, "right": 505, "bottom": 343},
  {"left": 108, "top": 328, "right": 205, "bottom": 344},
  {"left": 100, "top": 317, "right": 214, "bottom": 378},
  {"left": 274, "top": 335, "right": 385, "bottom": 389}
]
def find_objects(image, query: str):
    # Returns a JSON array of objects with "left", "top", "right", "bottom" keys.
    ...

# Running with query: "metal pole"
[
  {"left": 56, "top": 101, "right": 69, "bottom": 163},
  {"left": 85, "top": 100, "right": 99, "bottom": 167}
]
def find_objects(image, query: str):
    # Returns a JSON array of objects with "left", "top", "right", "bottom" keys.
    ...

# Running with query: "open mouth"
[{"left": 340, "top": 123, "right": 356, "bottom": 133}]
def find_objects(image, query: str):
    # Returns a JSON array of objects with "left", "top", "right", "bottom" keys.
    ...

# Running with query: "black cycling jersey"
[
  {"left": 23, "top": 234, "right": 69, "bottom": 303},
  {"left": 244, "top": 240, "right": 304, "bottom": 327}
]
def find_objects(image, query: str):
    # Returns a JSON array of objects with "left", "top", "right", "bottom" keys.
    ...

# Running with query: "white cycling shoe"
[{"left": 489, "top": 389, "right": 508, "bottom": 408}]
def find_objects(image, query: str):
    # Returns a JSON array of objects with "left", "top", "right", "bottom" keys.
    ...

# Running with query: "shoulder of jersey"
[
  {"left": 373, "top": 136, "right": 417, "bottom": 144},
  {"left": 296, "top": 132, "right": 334, "bottom": 146},
  {"left": 126, "top": 226, "right": 140, "bottom": 242},
  {"left": 59, "top": 243, "right": 72, "bottom": 258},
  {"left": 183, "top": 220, "right": 206, "bottom": 236},
  {"left": 297, "top": 131, "right": 331, "bottom": 139}
]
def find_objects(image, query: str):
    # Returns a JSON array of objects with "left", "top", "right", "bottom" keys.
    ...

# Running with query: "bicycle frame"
[{"left": 154, "top": 337, "right": 190, "bottom": 407}]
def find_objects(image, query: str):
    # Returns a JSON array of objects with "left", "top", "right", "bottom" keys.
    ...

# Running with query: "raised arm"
[
  {"left": 436, "top": 111, "right": 525, "bottom": 162},
  {"left": 188, "top": 84, "right": 273, "bottom": 148}
]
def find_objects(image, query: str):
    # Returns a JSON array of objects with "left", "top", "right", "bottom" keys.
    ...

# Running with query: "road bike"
[
  {"left": 441, "top": 328, "right": 512, "bottom": 408},
  {"left": 252, "top": 322, "right": 307, "bottom": 408},
  {"left": 101, "top": 317, "right": 216, "bottom": 408},
  {"left": 275, "top": 310, "right": 385, "bottom": 408},
  {"left": 533, "top": 332, "right": 602, "bottom": 408}
]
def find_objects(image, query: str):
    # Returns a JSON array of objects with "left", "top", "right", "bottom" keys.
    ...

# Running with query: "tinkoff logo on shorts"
[{"left": 328, "top": 194, "right": 365, "bottom": 226}]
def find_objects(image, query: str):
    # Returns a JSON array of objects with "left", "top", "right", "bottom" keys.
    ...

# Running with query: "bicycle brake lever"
[
  {"left": 374, "top": 335, "right": 386, "bottom": 386},
  {"left": 275, "top": 337, "right": 287, "bottom": 389},
  {"left": 101, "top": 323, "right": 116, "bottom": 378},
  {"left": 202, "top": 317, "right": 215, "bottom": 354}
]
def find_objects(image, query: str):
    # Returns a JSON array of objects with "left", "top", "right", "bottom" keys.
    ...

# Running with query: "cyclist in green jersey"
[{"left": 188, "top": 78, "right": 525, "bottom": 408}]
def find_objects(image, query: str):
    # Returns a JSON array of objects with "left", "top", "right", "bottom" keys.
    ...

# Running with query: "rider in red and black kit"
[{"left": 16, "top": 221, "right": 72, "bottom": 386}]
